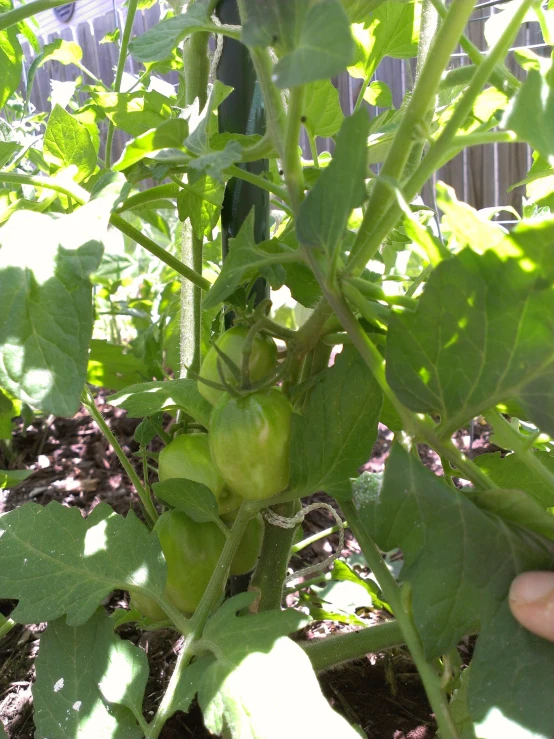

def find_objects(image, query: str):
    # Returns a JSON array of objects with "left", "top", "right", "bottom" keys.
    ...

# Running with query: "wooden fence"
[{"left": 17, "top": 2, "right": 549, "bottom": 215}]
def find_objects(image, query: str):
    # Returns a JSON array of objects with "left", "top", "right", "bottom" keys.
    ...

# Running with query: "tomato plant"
[{"left": 1, "top": 0, "right": 554, "bottom": 738}]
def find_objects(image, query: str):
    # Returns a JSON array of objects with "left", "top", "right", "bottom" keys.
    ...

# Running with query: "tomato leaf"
[
  {"left": 177, "top": 175, "right": 224, "bottom": 240},
  {"left": 43, "top": 105, "right": 97, "bottom": 183},
  {"left": 91, "top": 91, "right": 173, "bottom": 137},
  {"left": 289, "top": 347, "right": 383, "bottom": 499},
  {"left": 302, "top": 79, "right": 344, "bottom": 140},
  {"left": 0, "top": 202, "right": 110, "bottom": 416},
  {"left": 0, "top": 501, "right": 166, "bottom": 625},
  {"left": 475, "top": 451, "right": 554, "bottom": 509},
  {"left": 107, "top": 378, "right": 213, "bottom": 428},
  {"left": 87, "top": 339, "right": 146, "bottom": 391},
  {"left": 503, "top": 67, "right": 554, "bottom": 162},
  {"left": 0, "top": 17, "right": 22, "bottom": 109},
  {"left": 386, "top": 219, "right": 554, "bottom": 437},
  {"left": 297, "top": 109, "right": 369, "bottom": 258},
  {"left": 153, "top": 479, "right": 221, "bottom": 524},
  {"left": 33, "top": 610, "right": 143, "bottom": 739},
  {"left": 113, "top": 119, "right": 189, "bottom": 172},
  {"left": 0, "top": 468, "right": 31, "bottom": 489}
]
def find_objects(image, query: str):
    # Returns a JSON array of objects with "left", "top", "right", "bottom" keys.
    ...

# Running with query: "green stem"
[
  {"left": 301, "top": 620, "right": 404, "bottom": 672},
  {"left": 346, "top": 0, "right": 532, "bottom": 278},
  {"left": 284, "top": 571, "right": 333, "bottom": 595},
  {"left": 347, "top": 0, "right": 476, "bottom": 273},
  {"left": 428, "top": 0, "right": 520, "bottom": 96},
  {"left": 75, "top": 61, "right": 109, "bottom": 89},
  {"left": 0, "top": 172, "right": 89, "bottom": 204},
  {"left": 241, "top": 131, "right": 276, "bottom": 162},
  {"left": 484, "top": 410, "right": 554, "bottom": 491},
  {"left": 353, "top": 75, "right": 372, "bottom": 113},
  {"left": 282, "top": 86, "right": 306, "bottom": 213},
  {"left": 246, "top": 46, "right": 288, "bottom": 160},
  {"left": 110, "top": 213, "right": 210, "bottom": 291},
  {"left": 292, "top": 522, "right": 347, "bottom": 554},
  {"left": 0, "top": 0, "right": 70, "bottom": 30},
  {"left": 146, "top": 500, "right": 256, "bottom": 739},
  {"left": 341, "top": 500, "right": 459, "bottom": 739},
  {"left": 105, "top": 0, "right": 139, "bottom": 168},
  {"left": 249, "top": 501, "right": 300, "bottom": 611},
  {"left": 115, "top": 184, "right": 180, "bottom": 213},
  {"left": 308, "top": 132, "right": 319, "bottom": 168},
  {"left": 290, "top": 300, "right": 334, "bottom": 356},
  {"left": 447, "top": 129, "right": 517, "bottom": 155},
  {"left": 0, "top": 617, "right": 15, "bottom": 642},
  {"left": 227, "top": 164, "right": 290, "bottom": 203},
  {"left": 345, "top": 276, "right": 418, "bottom": 309},
  {"left": 83, "top": 387, "right": 158, "bottom": 526}
]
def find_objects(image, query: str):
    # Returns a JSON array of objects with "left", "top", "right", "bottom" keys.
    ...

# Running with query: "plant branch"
[
  {"left": 110, "top": 213, "right": 210, "bottom": 291},
  {"left": 115, "top": 184, "right": 180, "bottom": 212},
  {"left": 291, "top": 522, "right": 347, "bottom": 554},
  {"left": 82, "top": 387, "right": 158, "bottom": 526},
  {"left": 282, "top": 85, "right": 306, "bottom": 213},
  {"left": 341, "top": 500, "right": 460, "bottom": 739},
  {"left": 227, "top": 164, "right": 290, "bottom": 203},
  {"left": 301, "top": 620, "right": 404, "bottom": 672},
  {"left": 105, "top": 0, "right": 139, "bottom": 168},
  {"left": 0, "top": 172, "right": 89, "bottom": 204},
  {"left": 0, "top": 0, "right": 71, "bottom": 31}
]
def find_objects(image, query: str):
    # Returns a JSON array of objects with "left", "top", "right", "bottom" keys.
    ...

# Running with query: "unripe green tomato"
[
  {"left": 198, "top": 325, "right": 278, "bottom": 406},
  {"left": 131, "top": 592, "right": 167, "bottom": 622},
  {"left": 222, "top": 511, "right": 265, "bottom": 575},
  {"left": 154, "top": 510, "right": 225, "bottom": 614},
  {"left": 158, "top": 433, "right": 241, "bottom": 514},
  {"left": 210, "top": 389, "right": 292, "bottom": 501}
]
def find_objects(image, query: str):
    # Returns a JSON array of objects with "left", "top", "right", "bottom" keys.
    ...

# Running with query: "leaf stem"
[
  {"left": 353, "top": 75, "right": 372, "bottom": 113},
  {"left": 105, "top": 0, "right": 139, "bottom": 168},
  {"left": 282, "top": 85, "right": 306, "bottom": 213},
  {"left": 115, "top": 184, "right": 180, "bottom": 213},
  {"left": 341, "top": 500, "right": 460, "bottom": 739},
  {"left": 82, "top": 387, "right": 158, "bottom": 526},
  {"left": 291, "top": 521, "right": 347, "bottom": 554},
  {"left": 109, "top": 213, "right": 211, "bottom": 291},
  {"left": 227, "top": 164, "right": 290, "bottom": 202},
  {"left": 146, "top": 500, "right": 256, "bottom": 738},
  {"left": 301, "top": 619, "right": 404, "bottom": 672},
  {"left": 0, "top": 172, "right": 89, "bottom": 204},
  {"left": 0, "top": 0, "right": 70, "bottom": 31}
]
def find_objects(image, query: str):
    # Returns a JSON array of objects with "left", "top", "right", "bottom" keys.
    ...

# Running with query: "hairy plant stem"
[
  {"left": 341, "top": 500, "right": 459, "bottom": 739},
  {"left": 147, "top": 500, "right": 257, "bottom": 739},
  {"left": 105, "top": 0, "right": 139, "bottom": 168},
  {"left": 226, "top": 164, "right": 290, "bottom": 202},
  {"left": 301, "top": 620, "right": 404, "bottom": 672},
  {"left": 249, "top": 501, "right": 300, "bottom": 611},
  {"left": 346, "top": 0, "right": 533, "bottom": 278},
  {"left": 347, "top": 0, "right": 477, "bottom": 273},
  {"left": 82, "top": 387, "right": 158, "bottom": 526},
  {"left": 484, "top": 410, "right": 554, "bottom": 491},
  {"left": 283, "top": 86, "right": 306, "bottom": 212},
  {"left": 110, "top": 213, "right": 210, "bottom": 291},
  {"left": 428, "top": 0, "right": 520, "bottom": 95}
]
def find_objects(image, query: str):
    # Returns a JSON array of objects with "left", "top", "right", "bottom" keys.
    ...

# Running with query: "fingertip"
[{"left": 509, "top": 571, "right": 554, "bottom": 642}]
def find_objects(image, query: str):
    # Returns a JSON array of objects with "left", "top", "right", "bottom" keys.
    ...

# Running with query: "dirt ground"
[{"left": 0, "top": 394, "right": 494, "bottom": 738}]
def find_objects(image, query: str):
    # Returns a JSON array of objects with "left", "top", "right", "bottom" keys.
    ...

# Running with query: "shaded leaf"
[
  {"left": 87, "top": 340, "right": 145, "bottom": 391},
  {"left": 475, "top": 452, "right": 554, "bottom": 509},
  {"left": 153, "top": 479, "right": 220, "bottom": 524},
  {"left": 0, "top": 501, "right": 166, "bottom": 625},
  {"left": 33, "top": 610, "right": 142, "bottom": 739},
  {"left": 0, "top": 19, "right": 22, "bottom": 109},
  {"left": 290, "top": 347, "right": 383, "bottom": 499},
  {"left": 0, "top": 469, "right": 31, "bottom": 489},
  {"left": 107, "top": 378, "right": 212, "bottom": 428}
]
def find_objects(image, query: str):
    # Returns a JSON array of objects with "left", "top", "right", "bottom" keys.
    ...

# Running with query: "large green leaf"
[
  {"left": 296, "top": 109, "right": 369, "bottom": 258},
  {"left": 503, "top": 67, "right": 554, "bottom": 163},
  {"left": 129, "top": 0, "right": 213, "bottom": 62},
  {"left": 113, "top": 119, "right": 189, "bottom": 171},
  {"left": 289, "top": 347, "right": 383, "bottom": 499},
  {"left": 43, "top": 104, "right": 97, "bottom": 183},
  {"left": 33, "top": 610, "right": 143, "bottom": 739},
  {"left": 26, "top": 38, "right": 82, "bottom": 107},
  {"left": 91, "top": 91, "right": 173, "bottom": 137},
  {"left": 349, "top": 0, "right": 420, "bottom": 80},
  {"left": 0, "top": 201, "right": 111, "bottom": 416},
  {"left": 365, "top": 444, "right": 554, "bottom": 656},
  {"left": 0, "top": 17, "right": 22, "bottom": 109},
  {"left": 0, "top": 501, "right": 166, "bottom": 625},
  {"left": 386, "top": 219, "right": 554, "bottom": 437},
  {"left": 240, "top": 0, "right": 309, "bottom": 52},
  {"left": 87, "top": 339, "right": 146, "bottom": 391},
  {"left": 475, "top": 451, "right": 554, "bottom": 509},
  {"left": 107, "top": 378, "right": 212, "bottom": 427}
]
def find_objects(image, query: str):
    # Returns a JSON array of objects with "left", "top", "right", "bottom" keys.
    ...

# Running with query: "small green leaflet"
[
  {"left": 107, "top": 378, "right": 212, "bottom": 428},
  {"left": 26, "top": 38, "right": 82, "bottom": 108},
  {"left": 33, "top": 610, "right": 143, "bottom": 739},
  {"left": 0, "top": 501, "right": 166, "bottom": 625},
  {"left": 43, "top": 105, "right": 96, "bottom": 183},
  {"left": 129, "top": 0, "right": 213, "bottom": 62},
  {"left": 289, "top": 347, "right": 383, "bottom": 499},
  {"left": 153, "top": 479, "right": 221, "bottom": 525},
  {"left": 0, "top": 18, "right": 22, "bottom": 109},
  {"left": 91, "top": 90, "right": 173, "bottom": 137},
  {"left": 297, "top": 109, "right": 370, "bottom": 257},
  {"left": 0, "top": 468, "right": 31, "bottom": 489},
  {"left": 113, "top": 119, "right": 189, "bottom": 171},
  {"left": 177, "top": 175, "right": 224, "bottom": 240},
  {"left": 302, "top": 79, "right": 344, "bottom": 139},
  {"left": 475, "top": 452, "right": 554, "bottom": 509},
  {"left": 386, "top": 219, "right": 554, "bottom": 437},
  {"left": 241, "top": 0, "right": 308, "bottom": 52},
  {"left": 203, "top": 210, "right": 294, "bottom": 310}
]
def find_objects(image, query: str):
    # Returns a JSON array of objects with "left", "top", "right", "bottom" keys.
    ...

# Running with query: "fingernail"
[{"left": 510, "top": 572, "right": 554, "bottom": 605}]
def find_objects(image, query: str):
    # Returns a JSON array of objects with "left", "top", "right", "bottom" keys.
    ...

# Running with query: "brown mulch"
[{"left": 0, "top": 398, "right": 495, "bottom": 738}]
